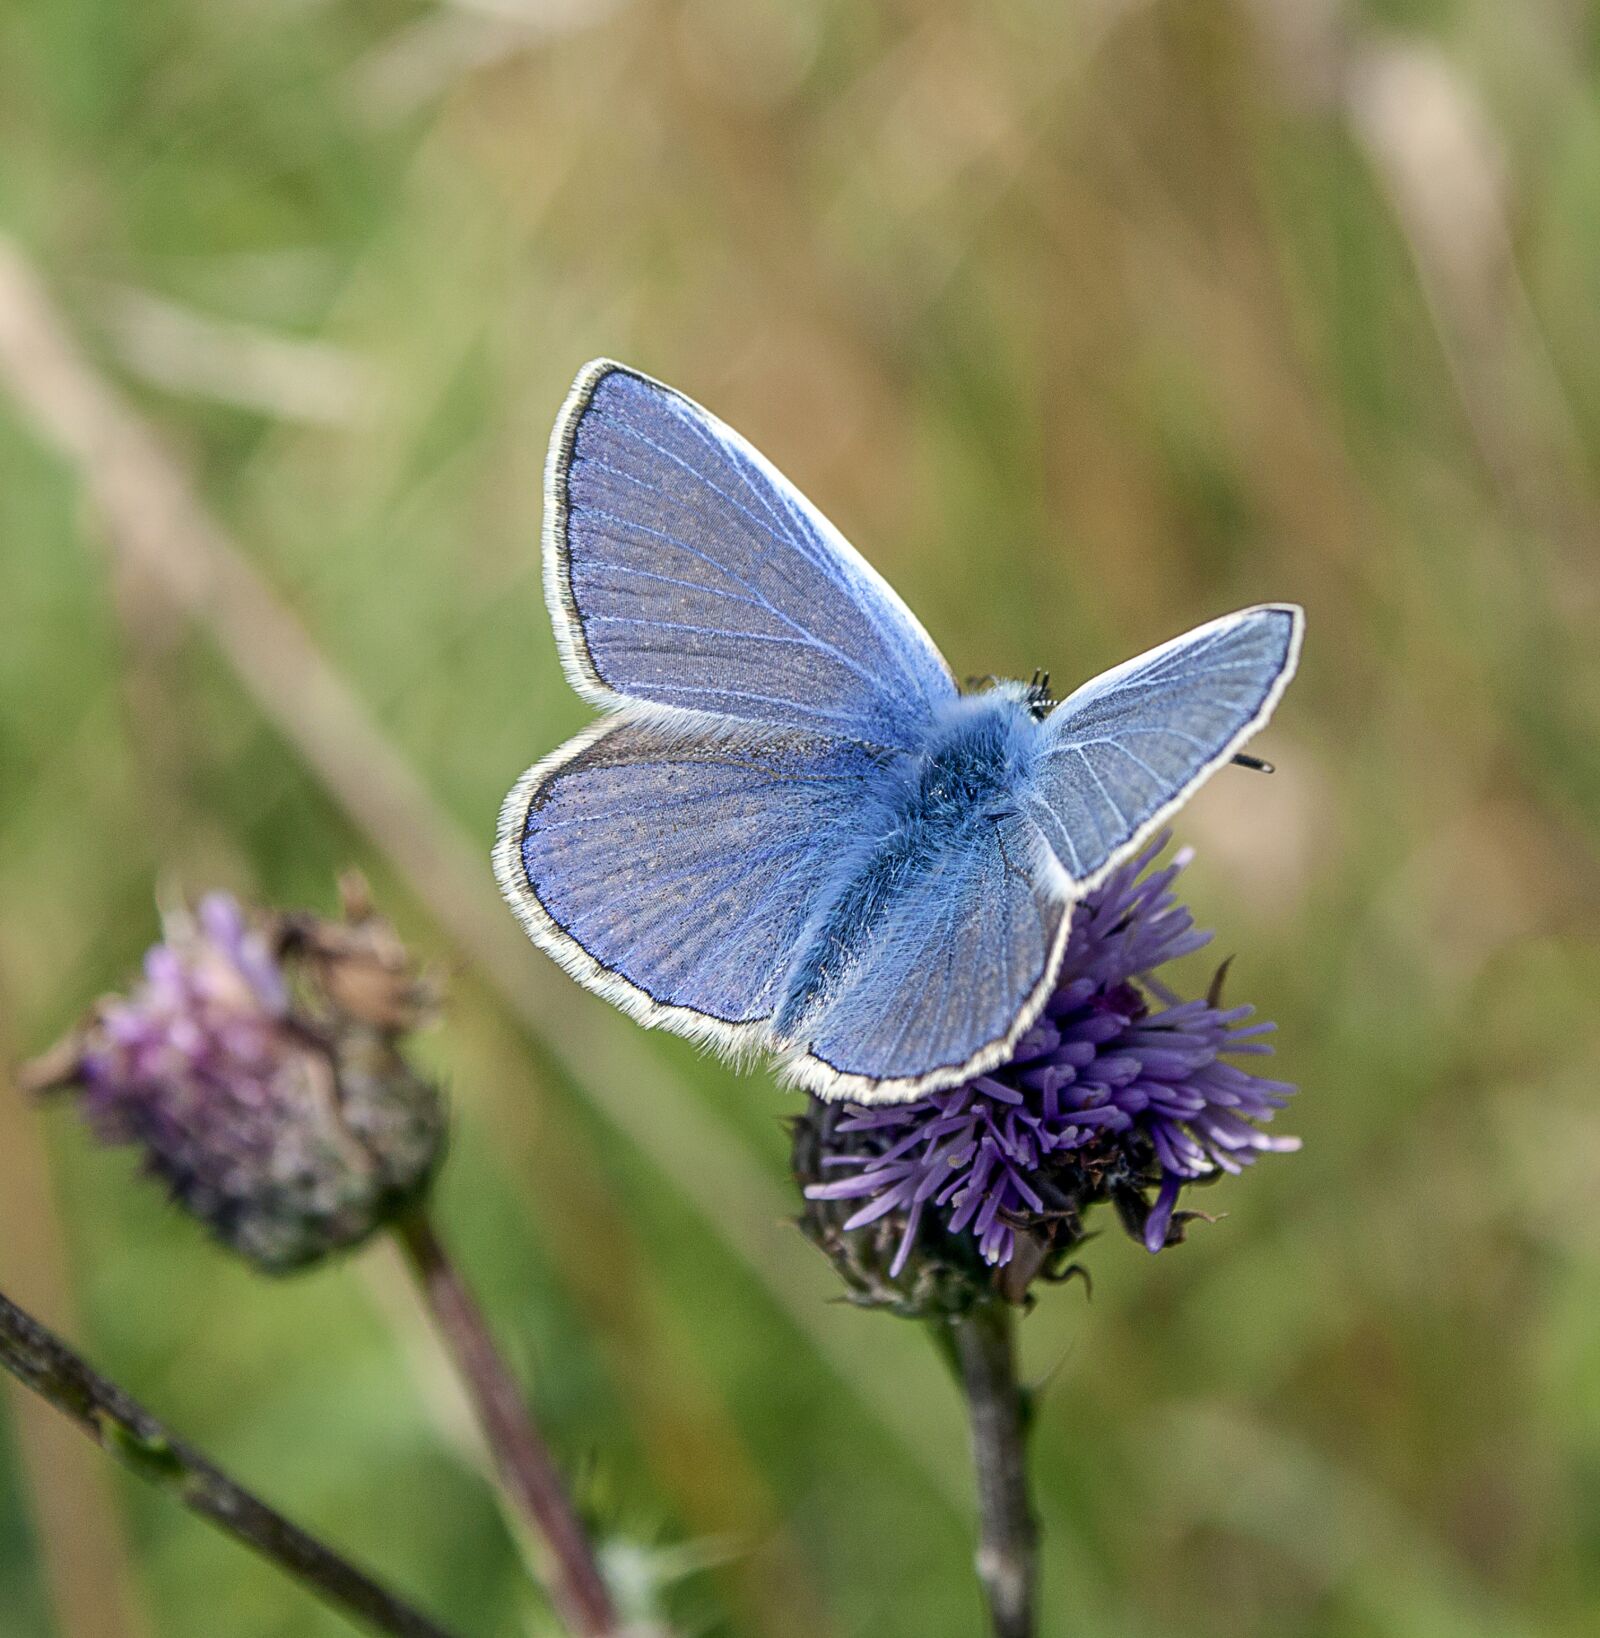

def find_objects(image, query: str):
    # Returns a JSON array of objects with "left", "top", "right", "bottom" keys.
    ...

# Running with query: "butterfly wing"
[
  {"left": 495, "top": 715, "right": 887, "bottom": 1046},
  {"left": 546, "top": 361, "right": 957, "bottom": 749},
  {"left": 1023, "top": 604, "right": 1303, "bottom": 889},
  {"left": 779, "top": 813, "right": 1073, "bottom": 1102}
]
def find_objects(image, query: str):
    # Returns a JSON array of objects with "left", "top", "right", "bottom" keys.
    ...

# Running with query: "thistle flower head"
[
  {"left": 796, "top": 838, "right": 1297, "bottom": 1311},
  {"left": 25, "top": 880, "right": 445, "bottom": 1272}
]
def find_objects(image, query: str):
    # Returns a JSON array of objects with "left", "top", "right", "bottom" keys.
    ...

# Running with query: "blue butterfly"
[{"left": 495, "top": 361, "right": 1303, "bottom": 1103}]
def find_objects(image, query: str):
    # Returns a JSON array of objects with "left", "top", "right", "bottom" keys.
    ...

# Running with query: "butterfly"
[{"left": 495, "top": 361, "right": 1303, "bottom": 1104}]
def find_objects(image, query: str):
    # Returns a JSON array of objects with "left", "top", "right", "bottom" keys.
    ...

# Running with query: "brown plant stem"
[
  {"left": 393, "top": 1211, "right": 621, "bottom": 1637},
  {"left": 0, "top": 1285, "right": 461, "bottom": 1638},
  {"left": 949, "top": 1302, "right": 1039, "bottom": 1638}
]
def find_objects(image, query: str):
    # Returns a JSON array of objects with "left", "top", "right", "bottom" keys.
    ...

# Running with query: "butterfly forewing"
[
  {"left": 548, "top": 362, "right": 956, "bottom": 748},
  {"left": 1023, "top": 604, "right": 1302, "bottom": 888}
]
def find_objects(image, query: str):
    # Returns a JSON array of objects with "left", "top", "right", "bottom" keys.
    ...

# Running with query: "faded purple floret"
[
  {"left": 45, "top": 892, "right": 443, "bottom": 1271},
  {"left": 82, "top": 895, "right": 295, "bottom": 1190},
  {"left": 804, "top": 838, "right": 1297, "bottom": 1275}
]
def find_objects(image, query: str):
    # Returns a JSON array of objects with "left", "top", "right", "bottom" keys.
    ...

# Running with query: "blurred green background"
[{"left": 2, "top": 1, "right": 1599, "bottom": 1634}]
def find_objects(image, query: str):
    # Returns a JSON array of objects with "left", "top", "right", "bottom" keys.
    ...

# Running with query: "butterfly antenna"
[
  {"left": 1025, "top": 669, "right": 1056, "bottom": 720},
  {"left": 1231, "top": 753, "right": 1274, "bottom": 773}
]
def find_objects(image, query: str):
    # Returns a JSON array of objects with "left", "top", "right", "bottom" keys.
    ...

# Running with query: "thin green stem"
[{"left": 0, "top": 1285, "right": 462, "bottom": 1638}]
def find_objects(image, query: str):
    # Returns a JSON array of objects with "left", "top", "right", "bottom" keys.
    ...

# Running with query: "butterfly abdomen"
[{"left": 771, "top": 690, "right": 1039, "bottom": 1044}]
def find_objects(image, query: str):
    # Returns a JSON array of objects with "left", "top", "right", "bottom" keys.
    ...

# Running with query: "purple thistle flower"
[
  {"left": 25, "top": 885, "right": 445, "bottom": 1272},
  {"left": 797, "top": 837, "right": 1296, "bottom": 1303}
]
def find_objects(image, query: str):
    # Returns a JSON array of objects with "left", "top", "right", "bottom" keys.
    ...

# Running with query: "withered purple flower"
[
  {"left": 796, "top": 838, "right": 1296, "bottom": 1310},
  {"left": 25, "top": 882, "right": 445, "bottom": 1272}
]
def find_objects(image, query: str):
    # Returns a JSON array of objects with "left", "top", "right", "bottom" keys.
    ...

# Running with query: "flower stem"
[
  {"left": 0, "top": 1285, "right": 461, "bottom": 1638},
  {"left": 392, "top": 1210, "right": 621, "bottom": 1638},
  {"left": 949, "top": 1302, "right": 1039, "bottom": 1638}
]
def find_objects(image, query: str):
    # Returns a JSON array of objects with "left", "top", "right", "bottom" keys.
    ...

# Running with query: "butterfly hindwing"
[
  {"left": 495, "top": 714, "right": 887, "bottom": 1043},
  {"left": 778, "top": 811, "right": 1073, "bottom": 1100},
  {"left": 1023, "top": 604, "right": 1303, "bottom": 889},
  {"left": 547, "top": 362, "right": 957, "bottom": 748}
]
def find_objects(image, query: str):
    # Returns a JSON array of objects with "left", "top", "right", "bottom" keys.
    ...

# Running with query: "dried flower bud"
[
  {"left": 23, "top": 883, "right": 445, "bottom": 1273},
  {"left": 796, "top": 838, "right": 1298, "bottom": 1309}
]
